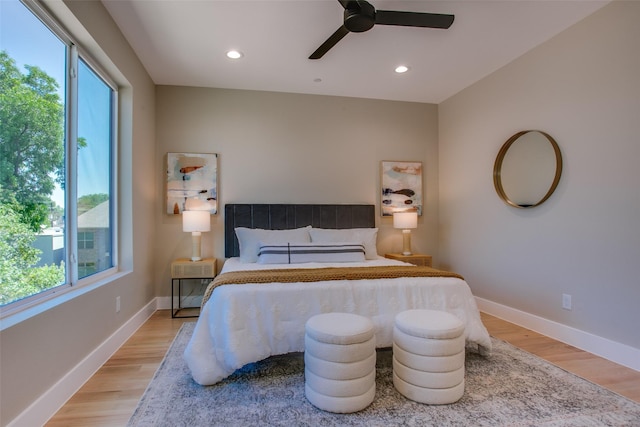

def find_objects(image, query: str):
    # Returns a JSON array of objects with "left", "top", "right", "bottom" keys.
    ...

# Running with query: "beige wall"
[
  {"left": 155, "top": 87, "right": 439, "bottom": 293},
  {"left": 439, "top": 2, "right": 640, "bottom": 350},
  {"left": 0, "top": 1, "right": 156, "bottom": 425}
]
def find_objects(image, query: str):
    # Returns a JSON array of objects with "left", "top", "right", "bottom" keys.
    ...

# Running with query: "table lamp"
[
  {"left": 393, "top": 211, "right": 418, "bottom": 256},
  {"left": 182, "top": 210, "right": 210, "bottom": 261}
]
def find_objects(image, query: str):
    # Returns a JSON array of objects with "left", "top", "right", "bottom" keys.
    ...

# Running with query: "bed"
[{"left": 184, "top": 204, "right": 492, "bottom": 386}]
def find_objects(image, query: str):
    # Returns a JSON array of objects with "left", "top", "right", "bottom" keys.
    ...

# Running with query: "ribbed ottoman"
[
  {"left": 304, "top": 313, "right": 376, "bottom": 413},
  {"left": 393, "top": 309, "right": 465, "bottom": 404}
]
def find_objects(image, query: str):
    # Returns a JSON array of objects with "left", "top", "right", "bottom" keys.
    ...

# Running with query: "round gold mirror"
[{"left": 493, "top": 130, "right": 562, "bottom": 208}]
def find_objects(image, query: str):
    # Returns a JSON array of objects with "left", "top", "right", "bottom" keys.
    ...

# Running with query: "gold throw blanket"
[{"left": 202, "top": 266, "right": 464, "bottom": 309}]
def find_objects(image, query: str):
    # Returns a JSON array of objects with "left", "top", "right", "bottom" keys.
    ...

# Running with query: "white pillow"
[
  {"left": 235, "top": 226, "right": 311, "bottom": 263},
  {"left": 257, "top": 242, "right": 366, "bottom": 264},
  {"left": 309, "top": 228, "right": 378, "bottom": 260}
]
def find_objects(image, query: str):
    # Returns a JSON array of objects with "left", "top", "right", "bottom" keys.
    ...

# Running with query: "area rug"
[{"left": 128, "top": 322, "right": 640, "bottom": 426}]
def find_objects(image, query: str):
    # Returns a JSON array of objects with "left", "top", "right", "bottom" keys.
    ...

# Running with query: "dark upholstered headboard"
[{"left": 224, "top": 204, "right": 375, "bottom": 258}]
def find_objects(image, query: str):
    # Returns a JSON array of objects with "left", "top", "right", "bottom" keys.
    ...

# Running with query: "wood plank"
[{"left": 44, "top": 310, "right": 640, "bottom": 426}]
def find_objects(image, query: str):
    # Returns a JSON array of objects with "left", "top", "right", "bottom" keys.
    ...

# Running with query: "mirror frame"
[{"left": 493, "top": 130, "right": 563, "bottom": 209}]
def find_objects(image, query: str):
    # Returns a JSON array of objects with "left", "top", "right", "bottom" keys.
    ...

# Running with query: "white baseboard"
[
  {"left": 476, "top": 297, "right": 640, "bottom": 372},
  {"left": 157, "top": 296, "right": 170, "bottom": 310},
  {"left": 8, "top": 299, "right": 158, "bottom": 427},
  {"left": 156, "top": 294, "right": 204, "bottom": 311}
]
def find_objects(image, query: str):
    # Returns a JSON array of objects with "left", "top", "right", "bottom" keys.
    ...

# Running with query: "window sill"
[{"left": 0, "top": 269, "right": 130, "bottom": 331}]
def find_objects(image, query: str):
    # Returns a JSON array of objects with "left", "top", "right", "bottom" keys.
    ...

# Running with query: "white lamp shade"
[
  {"left": 182, "top": 210, "right": 211, "bottom": 232},
  {"left": 393, "top": 211, "right": 418, "bottom": 229}
]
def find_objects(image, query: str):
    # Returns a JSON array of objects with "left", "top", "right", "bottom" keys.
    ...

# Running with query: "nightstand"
[
  {"left": 171, "top": 258, "right": 217, "bottom": 318},
  {"left": 384, "top": 253, "right": 432, "bottom": 267}
]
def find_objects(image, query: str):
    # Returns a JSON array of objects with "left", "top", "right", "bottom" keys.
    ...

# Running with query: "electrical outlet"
[
  {"left": 116, "top": 296, "right": 121, "bottom": 313},
  {"left": 562, "top": 294, "right": 572, "bottom": 310}
]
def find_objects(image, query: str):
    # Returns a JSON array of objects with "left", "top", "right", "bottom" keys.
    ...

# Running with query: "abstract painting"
[
  {"left": 380, "top": 160, "right": 423, "bottom": 216},
  {"left": 166, "top": 152, "right": 218, "bottom": 215}
]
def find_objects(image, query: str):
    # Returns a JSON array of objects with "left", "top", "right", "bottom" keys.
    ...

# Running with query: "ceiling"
[{"left": 101, "top": 0, "right": 608, "bottom": 104}]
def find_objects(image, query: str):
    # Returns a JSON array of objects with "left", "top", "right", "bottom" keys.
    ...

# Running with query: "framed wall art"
[
  {"left": 380, "top": 160, "right": 423, "bottom": 216},
  {"left": 166, "top": 152, "right": 218, "bottom": 215}
]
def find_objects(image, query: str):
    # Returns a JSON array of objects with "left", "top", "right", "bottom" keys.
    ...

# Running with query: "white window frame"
[{"left": 0, "top": 0, "right": 119, "bottom": 322}]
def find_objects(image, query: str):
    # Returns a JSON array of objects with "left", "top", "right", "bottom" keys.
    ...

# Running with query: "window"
[
  {"left": 76, "top": 57, "right": 113, "bottom": 279},
  {"left": 77, "top": 232, "right": 94, "bottom": 250},
  {"left": 0, "top": 0, "right": 116, "bottom": 309}
]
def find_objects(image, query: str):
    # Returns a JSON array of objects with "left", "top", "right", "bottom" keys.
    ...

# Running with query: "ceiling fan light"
[
  {"left": 226, "top": 50, "right": 243, "bottom": 59},
  {"left": 395, "top": 65, "right": 409, "bottom": 74}
]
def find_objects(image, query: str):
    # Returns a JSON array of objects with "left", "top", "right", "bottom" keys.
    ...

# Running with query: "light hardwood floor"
[{"left": 45, "top": 310, "right": 640, "bottom": 426}]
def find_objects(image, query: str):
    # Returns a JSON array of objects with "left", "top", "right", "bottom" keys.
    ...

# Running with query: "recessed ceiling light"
[
  {"left": 395, "top": 65, "right": 409, "bottom": 74},
  {"left": 226, "top": 50, "right": 243, "bottom": 59}
]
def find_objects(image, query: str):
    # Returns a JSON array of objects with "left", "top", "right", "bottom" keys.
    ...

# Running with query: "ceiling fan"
[{"left": 309, "top": 0, "right": 455, "bottom": 60}]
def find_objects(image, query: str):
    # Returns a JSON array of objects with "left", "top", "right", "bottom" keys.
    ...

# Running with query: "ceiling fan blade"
[
  {"left": 309, "top": 25, "right": 350, "bottom": 59},
  {"left": 338, "top": 0, "right": 359, "bottom": 10},
  {"left": 375, "top": 10, "right": 454, "bottom": 29}
]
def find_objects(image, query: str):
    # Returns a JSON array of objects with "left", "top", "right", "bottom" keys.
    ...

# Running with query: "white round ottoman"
[
  {"left": 304, "top": 312, "right": 376, "bottom": 413},
  {"left": 393, "top": 309, "right": 465, "bottom": 405}
]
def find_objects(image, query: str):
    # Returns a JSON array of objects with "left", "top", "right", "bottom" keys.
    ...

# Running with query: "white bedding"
[{"left": 184, "top": 257, "right": 492, "bottom": 386}]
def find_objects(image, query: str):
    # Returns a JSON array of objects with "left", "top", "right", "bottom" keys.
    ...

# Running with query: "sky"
[{"left": 1, "top": 0, "right": 111, "bottom": 209}]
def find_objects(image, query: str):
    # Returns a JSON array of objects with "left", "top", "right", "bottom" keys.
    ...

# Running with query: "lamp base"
[
  {"left": 402, "top": 229, "right": 412, "bottom": 256},
  {"left": 191, "top": 232, "right": 202, "bottom": 262}
]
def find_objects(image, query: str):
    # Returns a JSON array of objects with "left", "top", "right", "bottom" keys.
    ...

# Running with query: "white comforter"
[{"left": 184, "top": 257, "right": 492, "bottom": 386}]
